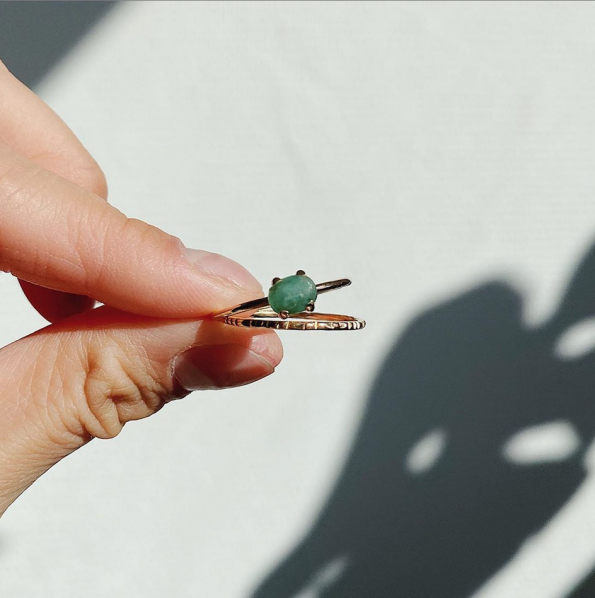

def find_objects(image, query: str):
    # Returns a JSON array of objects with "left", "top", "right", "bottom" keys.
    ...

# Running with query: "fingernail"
[
  {"left": 182, "top": 248, "right": 262, "bottom": 293},
  {"left": 173, "top": 344, "right": 275, "bottom": 391}
]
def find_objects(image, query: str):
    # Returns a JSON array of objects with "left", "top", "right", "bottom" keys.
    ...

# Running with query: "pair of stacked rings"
[{"left": 214, "top": 271, "right": 365, "bottom": 331}]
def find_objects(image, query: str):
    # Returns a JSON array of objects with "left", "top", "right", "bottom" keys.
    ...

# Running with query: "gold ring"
[{"left": 213, "top": 271, "right": 366, "bottom": 331}]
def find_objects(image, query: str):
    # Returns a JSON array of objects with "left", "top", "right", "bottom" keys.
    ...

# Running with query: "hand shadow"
[{"left": 252, "top": 242, "right": 595, "bottom": 598}]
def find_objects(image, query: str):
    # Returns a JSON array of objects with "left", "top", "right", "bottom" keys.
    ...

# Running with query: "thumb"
[{"left": 0, "top": 307, "right": 282, "bottom": 516}]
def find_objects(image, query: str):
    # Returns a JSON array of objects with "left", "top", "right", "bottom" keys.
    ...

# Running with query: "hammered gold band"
[{"left": 213, "top": 279, "right": 366, "bottom": 331}]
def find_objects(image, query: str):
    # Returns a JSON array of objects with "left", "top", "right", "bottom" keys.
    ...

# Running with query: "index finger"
[{"left": 0, "top": 143, "right": 263, "bottom": 318}]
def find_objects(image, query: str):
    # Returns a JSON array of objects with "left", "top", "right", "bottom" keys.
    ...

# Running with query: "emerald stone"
[{"left": 268, "top": 274, "right": 317, "bottom": 314}]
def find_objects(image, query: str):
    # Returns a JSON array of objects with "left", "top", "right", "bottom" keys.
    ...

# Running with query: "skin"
[{"left": 0, "top": 61, "right": 283, "bottom": 517}]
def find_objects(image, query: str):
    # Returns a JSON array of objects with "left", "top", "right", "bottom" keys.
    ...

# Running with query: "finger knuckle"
[
  {"left": 78, "top": 338, "right": 168, "bottom": 440},
  {"left": 75, "top": 159, "right": 109, "bottom": 199},
  {"left": 100, "top": 216, "right": 183, "bottom": 280},
  {"left": 120, "top": 217, "right": 180, "bottom": 254}
]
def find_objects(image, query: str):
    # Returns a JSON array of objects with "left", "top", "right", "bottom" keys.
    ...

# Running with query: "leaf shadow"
[{"left": 252, "top": 241, "right": 595, "bottom": 598}]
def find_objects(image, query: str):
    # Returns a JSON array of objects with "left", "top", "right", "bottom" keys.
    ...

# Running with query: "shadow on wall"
[
  {"left": 0, "top": 1, "right": 116, "bottom": 89},
  {"left": 253, "top": 241, "right": 595, "bottom": 598}
]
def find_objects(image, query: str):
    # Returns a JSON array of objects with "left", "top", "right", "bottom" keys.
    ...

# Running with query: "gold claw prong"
[
  {"left": 296, "top": 269, "right": 306, "bottom": 276},
  {"left": 305, "top": 301, "right": 315, "bottom": 312},
  {"left": 280, "top": 310, "right": 290, "bottom": 319},
  {"left": 272, "top": 277, "right": 281, "bottom": 285}
]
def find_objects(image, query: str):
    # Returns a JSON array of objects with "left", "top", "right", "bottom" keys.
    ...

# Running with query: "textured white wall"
[{"left": 2, "top": 2, "right": 595, "bottom": 597}]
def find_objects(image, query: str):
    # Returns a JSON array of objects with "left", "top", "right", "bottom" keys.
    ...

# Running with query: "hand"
[{"left": 0, "top": 62, "right": 283, "bottom": 516}]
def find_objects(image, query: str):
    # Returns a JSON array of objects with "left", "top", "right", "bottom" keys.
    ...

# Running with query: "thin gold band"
[{"left": 213, "top": 279, "right": 366, "bottom": 331}]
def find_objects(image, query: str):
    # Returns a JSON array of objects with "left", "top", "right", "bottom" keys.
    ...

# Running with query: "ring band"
[{"left": 213, "top": 278, "right": 366, "bottom": 331}]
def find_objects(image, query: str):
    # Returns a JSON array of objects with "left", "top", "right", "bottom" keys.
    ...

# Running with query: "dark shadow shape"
[
  {"left": 253, "top": 242, "right": 595, "bottom": 597},
  {"left": 0, "top": 1, "right": 116, "bottom": 89},
  {"left": 568, "top": 568, "right": 595, "bottom": 598}
]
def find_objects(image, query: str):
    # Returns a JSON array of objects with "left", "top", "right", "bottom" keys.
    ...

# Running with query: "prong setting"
[
  {"left": 268, "top": 272, "right": 318, "bottom": 316},
  {"left": 305, "top": 301, "right": 315, "bottom": 312},
  {"left": 272, "top": 277, "right": 281, "bottom": 285},
  {"left": 280, "top": 310, "right": 290, "bottom": 319}
]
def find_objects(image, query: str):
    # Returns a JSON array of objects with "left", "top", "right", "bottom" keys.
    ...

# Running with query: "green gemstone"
[{"left": 268, "top": 274, "right": 317, "bottom": 315}]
